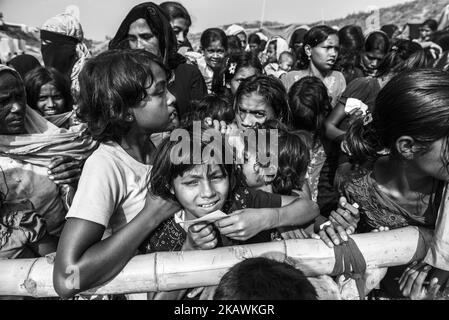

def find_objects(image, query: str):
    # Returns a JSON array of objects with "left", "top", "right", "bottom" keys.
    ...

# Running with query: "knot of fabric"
[{"left": 331, "top": 237, "right": 367, "bottom": 299}]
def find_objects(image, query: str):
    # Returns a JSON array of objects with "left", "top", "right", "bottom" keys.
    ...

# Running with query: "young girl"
[
  {"left": 185, "top": 28, "right": 228, "bottom": 94},
  {"left": 360, "top": 31, "right": 390, "bottom": 77},
  {"left": 24, "top": 66, "right": 74, "bottom": 128},
  {"left": 328, "top": 69, "right": 449, "bottom": 299},
  {"left": 288, "top": 76, "right": 333, "bottom": 204},
  {"left": 234, "top": 74, "right": 292, "bottom": 130},
  {"left": 53, "top": 49, "right": 180, "bottom": 299},
  {"left": 281, "top": 25, "right": 346, "bottom": 108}
]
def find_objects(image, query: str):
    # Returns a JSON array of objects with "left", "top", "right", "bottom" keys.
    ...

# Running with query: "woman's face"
[
  {"left": 132, "top": 62, "right": 175, "bottom": 134},
  {"left": 171, "top": 17, "right": 189, "bottom": 48},
  {"left": 204, "top": 40, "right": 226, "bottom": 70},
  {"left": 235, "top": 92, "right": 275, "bottom": 130},
  {"left": 128, "top": 18, "right": 161, "bottom": 57},
  {"left": 307, "top": 34, "right": 339, "bottom": 73},
  {"left": 36, "top": 82, "right": 66, "bottom": 116},
  {"left": 172, "top": 164, "right": 229, "bottom": 219},
  {"left": 228, "top": 66, "right": 258, "bottom": 95},
  {"left": 0, "top": 71, "right": 26, "bottom": 135},
  {"left": 419, "top": 25, "right": 433, "bottom": 42},
  {"left": 266, "top": 43, "right": 277, "bottom": 63},
  {"left": 362, "top": 50, "right": 385, "bottom": 73}
]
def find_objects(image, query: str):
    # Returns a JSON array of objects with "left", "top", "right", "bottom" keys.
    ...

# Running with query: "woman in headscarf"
[
  {"left": 109, "top": 2, "right": 207, "bottom": 118},
  {"left": 40, "top": 12, "right": 91, "bottom": 98}
]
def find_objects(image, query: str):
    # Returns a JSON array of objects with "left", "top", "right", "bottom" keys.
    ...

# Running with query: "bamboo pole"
[{"left": 0, "top": 226, "right": 431, "bottom": 297}]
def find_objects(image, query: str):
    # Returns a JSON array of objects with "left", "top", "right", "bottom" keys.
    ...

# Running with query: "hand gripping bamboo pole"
[{"left": 0, "top": 226, "right": 431, "bottom": 297}]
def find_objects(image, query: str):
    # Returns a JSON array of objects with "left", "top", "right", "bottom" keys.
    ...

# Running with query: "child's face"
[
  {"left": 132, "top": 62, "right": 173, "bottom": 134},
  {"left": 172, "top": 164, "right": 229, "bottom": 219},
  {"left": 266, "top": 43, "right": 277, "bottom": 63},
  {"left": 236, "top": 92, "right": 275, "bottom": 130},
  {"left": 36, "top": 82, "right": 66, "bottom": 116},
  {"left": 204, "top": 40, "right": 226, "bottom": 70},
  {"left": 279, "top": 56, "right": 293, "bottom": 72},
  {"left": 240, "top": 151, "right": 277, "bottom": 188},
  {"left": 229, "top": 66, "right": 258, "bottom": 95}
]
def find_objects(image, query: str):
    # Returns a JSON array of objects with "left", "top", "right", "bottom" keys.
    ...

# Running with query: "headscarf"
[
  {"left": 264, "top": 36, "right": 290, "bottom": 61},
  {"left": 225, "top": 24, "right": 246, "bottom": 37},
  {"left": 7, "top": 54, "right": 41, "bottom": 79},
  {"left": 40, "top": 13, "right": 90, "bottom": 96},
  {"left": 109, "top": 2, "right": 183, "bottom": 69}
]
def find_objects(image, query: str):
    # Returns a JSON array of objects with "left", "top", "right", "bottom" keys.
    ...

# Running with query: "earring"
[
  {"left": 307, "top": 55, "right": 311, "bottom": 61},
  {"left": 126, "top": 114, "right": 135, "bottom": 122}
]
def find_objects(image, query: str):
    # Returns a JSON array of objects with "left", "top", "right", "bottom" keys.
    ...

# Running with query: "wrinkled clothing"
[{"left": 307, "top": 141, "right": 326, "bottom": 202}]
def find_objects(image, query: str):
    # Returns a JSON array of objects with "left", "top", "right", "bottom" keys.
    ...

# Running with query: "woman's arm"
[{"left": 53, "top": 195, "right": 179, "bottom": 299}]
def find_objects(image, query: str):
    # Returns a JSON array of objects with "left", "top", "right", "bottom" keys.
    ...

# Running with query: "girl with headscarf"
[
  {"left": 262, "top": 36, "right": 291, "bottom": 77},
  {"left": 40, "top": 12, "right": 91, "bottom": 98},
  {"left": 109, "top": 2, "right": 207, "bottom": 118}
]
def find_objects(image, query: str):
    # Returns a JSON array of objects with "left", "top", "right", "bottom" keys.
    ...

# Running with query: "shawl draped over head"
[
  {"left": 40, "top": 13, "right": 91, "bottom": 96},
  {"left": 264, "top": 36, "right": 290, "bottom": 61},
  {"left": 108, "top": 2, "right": 184, "bottom": 70},
  {"left": 6, "top": 54, "right": 41, "bottom": 79},
  {"left": 225, "top": 24, "right": 246, "bottom": 37}
]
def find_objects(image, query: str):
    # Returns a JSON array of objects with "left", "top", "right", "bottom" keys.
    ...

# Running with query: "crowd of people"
[{"left": 2, "top": 1, "right": 449, "bottom": 300}]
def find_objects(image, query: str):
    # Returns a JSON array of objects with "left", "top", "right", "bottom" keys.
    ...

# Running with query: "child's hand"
[
  {"left": 398, "top": 261, "right": 441, "bottom": 300},
  {"left": 143, "top": 193, "right": 181, "bottom": 226},
  {"left": 311, "top": 222, "right": 349, "bottom": 248},
  {"left": 328, "top": 197, "right": 360, "bottom": 234},
  {"left": 215, "top": 208, "right": 274, "bottom": 241},
  {"left": 186, "top": 222, "right": 218, "bottom": 250}
]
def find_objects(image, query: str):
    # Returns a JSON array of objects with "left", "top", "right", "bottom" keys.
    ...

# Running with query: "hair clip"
[
  {"left": 228, "top": 62, "right": 237, "bottom": 75},
  {"left": 362, "top": 112, "right": 373, "bottom": 126}
]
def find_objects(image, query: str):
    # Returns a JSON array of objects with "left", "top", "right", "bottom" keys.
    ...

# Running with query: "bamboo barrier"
[{"left": 0, "top": 226, "right": 431, "bottom": 297}]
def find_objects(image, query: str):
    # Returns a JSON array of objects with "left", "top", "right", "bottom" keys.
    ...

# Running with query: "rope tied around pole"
[{"left": 330, "top": 237, "right": 367, "bottom": 300}]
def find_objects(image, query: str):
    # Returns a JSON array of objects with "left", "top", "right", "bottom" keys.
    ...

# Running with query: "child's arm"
[
  {"left": 216, "top": 197, "right": 319, "bottom": 242},
  {"left": 53, "top": 195, "right": 179, "bottom": 299}
]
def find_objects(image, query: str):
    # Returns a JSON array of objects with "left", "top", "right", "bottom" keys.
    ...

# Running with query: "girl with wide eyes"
[{"left": 281, "top": 25, "right": 346, "bottom": 108}]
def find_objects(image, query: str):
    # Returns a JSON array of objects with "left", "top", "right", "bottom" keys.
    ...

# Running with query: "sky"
[{"left": 1, "top": 0, "right": 415, "bottom": 40}]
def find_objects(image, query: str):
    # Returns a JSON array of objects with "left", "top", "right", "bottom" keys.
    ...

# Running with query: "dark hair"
[
  {"left": 376, "top": 39, "right": 423, "bottom": 77},
  {"left": 150, "top": 122, "right": 236, "bottom": 206},
  {"left": 24, "top": 66, "right": 73, "bottom": 114},
  {"left": 380, "top": 24, "right": 399, "bottom": 39},
  {"left": 77, "top": 49, "right": 168, "bottom": 143},
  {"left": 200, "top": 28, "right": 228, "bottom": 50},
  {"left": 261, "top": 120, "right": 311, "bottom": 195},
  {"left": 6, "top": 54, "right": 41, "bottom": 79},
  {"left": 422, "top": 19, "right": 438, "bottom": 32},
  {"left": 288, "top": 76, "right": 331, "bottom": 144},
  {"left": 248, "top": 33, "right": 261, "bottom": 45},
  {"left": 224, "top": 52, "right": 262, "bottom": 83},
  {"left": 227, "top": 35, "right": 243, "bottom": 55},
  {"left": 235, "top": 75, "right": 292, "bottom": 125},
  {"left": 345, "top": 69, "right": 449, "bottom": 164},
  {"left": 213, "top": 257, "right": 318, "bottom": 300},
  {"left": 159, "top": 1, "right": 191, "bottom": 26},
  {"left": 289, "top": 27, "right": 309, "bottom": 49},
  {"left": 337, "top": 25, "right": 365, "bottom": 79},
  {"left": 365, "top": 31, "right": 390, "bottom": 54},
  {"left": 184, "top": 94, "right": 235, "bottom": 124},
  {"left": 300, "top": 25, "right": 338, "bottom": 68}
]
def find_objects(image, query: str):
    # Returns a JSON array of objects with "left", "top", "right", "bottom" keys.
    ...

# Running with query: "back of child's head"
[
  {"left": 260, "top": 120, "right": 311, "bottom": 195},
  {"left": 376, "top": 39, "right": 425, "bottom": 77},
  {"left": 183, "top": 94, "right": 234, "bottom": 124},
  {"left": 234, "top": 74, "right": 292, "bottom": 126},
  {"left": 150, "top": 121, "right": 236, "bottom": 203},
  {"left": 201, "top": 28, "right": 228, "bottom": 50},
  {"left": 288, "top": 76, "right": 331, "bottom": 144},
  {"left": 345, "top": 68, "right": 449, "bottom": 164},
  {"left": 227, "top": 35, "right": 243, "bottom": 55},
  {"left": 213, "top": 257, "right": 318, "bottom": 300},
  {"left": 77, "top": 49, "right": 168, "bottom": 143}
]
